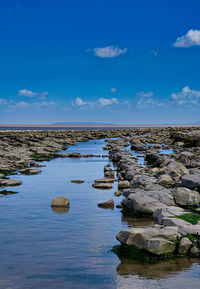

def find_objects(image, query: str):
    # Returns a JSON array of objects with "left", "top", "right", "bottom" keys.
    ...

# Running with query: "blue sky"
[{"left": 0, "top": 0, "right": 200, "bottom": 124}]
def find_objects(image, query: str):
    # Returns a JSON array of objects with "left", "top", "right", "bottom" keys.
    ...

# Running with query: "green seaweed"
[
  {"left": 0, "top": 170, "right": 15, "bottom": 176},
  {"left": 112, "top": 245, "right": 176, "bottom": 264},
  {"left": 30, "top": 153, "right": 53, "bottom": 162},
  {"left": 174, "top": 213, "right": 200, "bottom": 225}
]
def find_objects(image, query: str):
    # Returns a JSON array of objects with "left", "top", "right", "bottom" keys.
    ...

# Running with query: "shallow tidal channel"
[{"left": 0, "top": 139, "right": 200, "bottom": 289}]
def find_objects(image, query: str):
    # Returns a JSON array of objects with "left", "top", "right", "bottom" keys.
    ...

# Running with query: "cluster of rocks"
[{"left": 106, "top": 128, "right": 200, "bottom": 258}]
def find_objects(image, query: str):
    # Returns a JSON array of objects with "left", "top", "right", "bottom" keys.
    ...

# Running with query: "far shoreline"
[{"left": 0, "top": 124, "right": 200, "bottom": 128}]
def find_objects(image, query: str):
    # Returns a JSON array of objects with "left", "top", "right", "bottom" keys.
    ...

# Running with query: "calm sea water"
[{"left": 0, "top": 139, "right": 199, "bottom": 289}]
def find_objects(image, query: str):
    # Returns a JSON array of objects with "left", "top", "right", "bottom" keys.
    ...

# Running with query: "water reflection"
[
  {"left": 116, "top": 256, "right": 199, "bottom": 279},
  {"left": 121, "top": 216, "right": 154, "bottom": 227},
  {"left": 51, "top": 206, "right": 70, "bottom": 214}
]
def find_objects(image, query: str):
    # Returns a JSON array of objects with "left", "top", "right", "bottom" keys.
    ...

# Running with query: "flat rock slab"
[
  {"left": 92, "top": 183, "right": 113, "bottom": 189},
  {"left": 71, "top": 179, "right": 85, "bottom": 184},
  {"left": 19, "top": 169, "right": 41, "bottom": 175},
  {"left": 0, "top": 179, "right": 22, "bottom": 187},
  {"left": 94, "top": 178, "right": 115, "bottom": 183}
]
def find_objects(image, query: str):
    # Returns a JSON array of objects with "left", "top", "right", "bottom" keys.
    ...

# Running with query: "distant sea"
[{"left": 0, "top": 124, "right": 199, "bottom": 131}]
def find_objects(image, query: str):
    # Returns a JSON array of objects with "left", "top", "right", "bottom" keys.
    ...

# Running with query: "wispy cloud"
[
  {"left": 136, "top": 91, "right": 164, "bottom": 108},
  {"left": 173, "top": 29, "right": 200, "bottom": 48},
  {"left": 171, "top": 86, "right": 200, "bottom": 105},
  {"left": 34, "top": 101, "right": 56, "bottom": 107},
  {"left": 150, "top": 49, "right": 159, "bottom": 56},
  {"left": 18, "top": 89, "right": 48, "bottom": 99},
  {"left": 0, "top": 98, "right": 7, "bottom": 105},
  {"left": 110, "top": 87, "right": 118, "bottom": 93},
  {"left": 98, "top": 97, "right": 118, "bottom": 106},
  {"left": 93, "top": 46, "right": 127, "bottom": 58},
  {"left": 73, "top": 97, "right": 119, "bottom": 108},
  {"left": 8, "top": 101, "right": 30, "bottom": 111}
]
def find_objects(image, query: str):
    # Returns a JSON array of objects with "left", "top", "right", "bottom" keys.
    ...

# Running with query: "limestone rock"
[
  {"left": 178, "top": 237, "right": 192, "bottom": 255},
  {"left": 98, "top": 199, "right": 114, "bottom": 208},
  {"left": 182, "top": 174, "right": 200, "bottom": 190},
  {"left": 92, "top": 183, "right": 112, "bottom": 189},
  {"left": 0, "top": 179, "right": 22, "bottom": 187},
  {"left": 157, "top": 174, "right": 173, "bottom": 186},
  {"left": 174, "top": 187, "right": 200, "bottom": 206},
  {"left": 118, "top": 180, "right": 131, "bottom": 189},
  {"left": 51, "top": 197, "right": 70, "bottom": 208}
]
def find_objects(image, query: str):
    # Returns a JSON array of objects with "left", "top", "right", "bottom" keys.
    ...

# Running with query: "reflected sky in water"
[{"left": 0, "top": 139, "right": 199, "bottom": 289}]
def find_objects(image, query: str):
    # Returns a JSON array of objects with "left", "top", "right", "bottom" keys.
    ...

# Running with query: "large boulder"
[
  {"left": 179, "top": 151, "right": 199, "bottom": 168},
  {"left": 166, "top": 161, "right": 189, "bottom": 177},
  {"left": 174, "top": 187, "right": 200, "bottom": 206},
  {"left": 182, "top": 174, "right": 200, "bottom": 190},
  {"left": 116, "top": 226, "right": 180, "bottom": 255}
]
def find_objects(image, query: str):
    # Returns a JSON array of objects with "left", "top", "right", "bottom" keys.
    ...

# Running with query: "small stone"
[
  {"left": 98, "top": 199, "right": 114, "bottom": 208},
  {"left": 118, "top": 180, "right": 131, "bottom": 189},
  {"left": 189, "top": 245, "right": 199, "bottom": 257},
  {"left": 178, "top": 237, "right": 192, "bottom": 255},
  {"left": 157, "top": 174, "right": 173, "bottom": 186},
  {"left": 71, "top": 179, "right": 85, "bottom": 184},
  {"left": 114, "top": 191, "right": 122, "bottom": 197},
  {"left": 51, "top": 197, "right": 70, "bottom": 208}
]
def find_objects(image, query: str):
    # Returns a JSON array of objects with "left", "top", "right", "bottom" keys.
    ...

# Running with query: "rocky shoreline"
[{"left": 1, "top": 127, "right": 200, "bottom": 260}]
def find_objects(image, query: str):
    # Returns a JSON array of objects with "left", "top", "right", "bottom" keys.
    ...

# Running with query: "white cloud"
[
  {"left": 93, "top": 46, "right": 127, "bottom": 58},
  {"left": 18, "top": 89, "right": 48, "bottom": 99},
  {"left": 137, "top": 91, "right": 154, "bottom": 98},
  {"left": 73, "top": 97, "right": 119, "bottom": 108},
  {"left": 171, "top": 86, "right": 200, "bottom": 105},
  {"left": 136, "top": 91, "right": 164, "bottom": 109},
  {"left": 97, "top": 97, "right": 118, "bottom": 107},
  {"left": 150, "top": 49, "right": 159, "bottom": 56},
  {"left": 74, "top": 97, "right": 88, "bottom": 106},
  {"left": 173, "top": 29, "right": 200, "bottom": 48},
  {"left": 110, "top": 87, "right": 118, "bottom": 93},
  {"left": 0, "top": 98, "right": 7, "bottom": 105}
]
